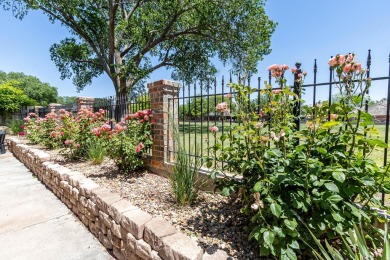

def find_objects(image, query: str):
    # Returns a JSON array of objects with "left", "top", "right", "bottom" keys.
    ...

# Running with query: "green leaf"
[
  {"left": 253, "top": 181, "right": 263, "bottom": 192},
  {"left": 331, "top": 211, "right": 343, "bottom": 222},
  {"left": 270, "top": 203, "right": 282, "bottom": 218},
  {"left": 221, "top": 187, "right": 230, "bottom": 196},
  {"left": 366, "top": 139, "right": 388, "bottom": 148},
  {"left": 289, "top": 240, "right": 300, "bottom": 250},
  {"left": 263, "top": 230, "right": 275, "bottom": 246},
  {"left": 316, "top": 147, "right": 327, "bottom": 155},
  {"left": 284, "top": 219, "right": 298, "bottom": 231},
  {"left": 360, "top": 176, "right": 375, "bottom": 186},
  {"left": 324, "top": 182, "right": 339, "bottom": 193},
  {"left": 322, "top": 121, "right": 341, "bottom": 129},
  {"left": 332, "top": 171, "right": 346, "bottom": 183},
  {"left": 326, "top": 195, "right": 343, "bottom": 203}
]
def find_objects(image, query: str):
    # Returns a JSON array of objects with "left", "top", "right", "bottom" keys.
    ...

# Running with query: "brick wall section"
[
  {"left": 77, "top": 97, "right": 95, "bottom": 112},
  {"left": 6, "top": 138, "right": 228, "bottom": 260},
  {"left": 147, "top": 80, "right": 180, "bottom": 176}
]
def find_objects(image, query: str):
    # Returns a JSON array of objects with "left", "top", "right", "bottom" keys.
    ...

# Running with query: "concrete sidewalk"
[{"left": 0, "top": 152, "right": 113, "bottom": 260}]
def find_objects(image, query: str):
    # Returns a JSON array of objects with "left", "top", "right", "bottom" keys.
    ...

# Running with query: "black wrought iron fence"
[
  {"left": 168, "top": 49, "right": 390, "bottom": 205},
  {"left": 93, "top": 94, "right": 150, "bottom": 123}
]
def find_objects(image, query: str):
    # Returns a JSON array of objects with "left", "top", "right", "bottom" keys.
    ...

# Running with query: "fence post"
[
  {"left": 147, "top": 79, "right": 181, "bottom": 175},
  {"left": 76, "top": 97, "right": 95, "bottom": 112},
  {"left": 293, "top": 62, "right": 302, "bottom": 132}
]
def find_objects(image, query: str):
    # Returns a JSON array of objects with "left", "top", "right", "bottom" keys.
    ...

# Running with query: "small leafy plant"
[
  {"left": 87, "top": 139, "right": 107, "bottom": 165},
  {"left": 8, "top": 119, "right": 24, "bottom": 135},
  {"left": 170, "top": 121, "right": 203, "bottom": 206}
]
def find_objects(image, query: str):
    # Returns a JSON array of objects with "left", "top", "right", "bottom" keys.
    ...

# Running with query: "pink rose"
[
  {"left": 267, "top": 64, "right": 278, "bottom": 71},
  {"left": 272, "top": 89, "right": 281, "bottom": 94},
  {"left": 225, "top": 93, "right": 232, "bottom": 99},
  {"left": 338, "top": 55, "right": 346, "bottom": 65},
  {"left": 209, "top": 126, "right": 219, "bottom": 133},
  {"left": 347, "top": 53, "right": 354, "bottom": 62},
  {"left": 303, "top": 71, "right": 307, "bottom": 76},
  {"left": 100, "top": 124, "right": 111, "bottom": 132},
  {"left": 216, "top": 102, "right": 228, "bottom": 112},
  {"left": 291, "top": 68, "right": 297, "bottom": 73},
  {"left": 328, "top": 57, "right": 337, "bottom": 67},
  {"left": 343, "top": 63, "right": 352, "bottom": 73}
]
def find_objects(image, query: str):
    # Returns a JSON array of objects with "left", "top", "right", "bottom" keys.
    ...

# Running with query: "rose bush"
[
  {"left": 209, "top": 54, "right": 389, "bottom": 259},
  {"left": 24, "top": 108, "right": 152, "bottom": 171}
]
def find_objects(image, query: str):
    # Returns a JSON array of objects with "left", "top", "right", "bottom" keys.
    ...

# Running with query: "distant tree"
[
  {"left": 0, "top": 71, "right": 58, "bottom": 106},
  {"left": 56, "top": 96, "right": 78, "bottom": 105},
  {"left": 180, "top": 95, "right": 236, "bottom": 119},
  {"left": 0, "top": 81, "right": 34, "bottom": 124},
  {"left": 2, "top": 0, "right": 276, "bottom": 98}
]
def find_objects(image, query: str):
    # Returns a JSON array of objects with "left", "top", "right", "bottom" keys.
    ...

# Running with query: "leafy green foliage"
[
  {"left": 8, "top": 119, "right": 24, "bottom": 135},
  {"left": 1, "top": 0, "right": 276, "bottom": 96},
  {"left": 209, "top": 55, "right": 389, "bottom": 258},
  {"left": 0, "top": 82, "right": 34, "bottom": 120},
  {"left": 0, "top": 71, "right": 58, "bottom": 106}
]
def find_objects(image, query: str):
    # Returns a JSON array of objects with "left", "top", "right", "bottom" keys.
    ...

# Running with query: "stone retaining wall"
[{"left": 6, "top": 138, "right": 228, "bottom": 260}]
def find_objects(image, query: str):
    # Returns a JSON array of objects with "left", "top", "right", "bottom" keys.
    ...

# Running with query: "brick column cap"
[{"left": 147, "top": 79, "right": 181, "bottom": 90}]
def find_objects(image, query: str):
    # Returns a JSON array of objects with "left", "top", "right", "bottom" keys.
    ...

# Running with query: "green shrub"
[
  {"left": 8, "top": 119, "right": 24, "bottom": 135},
  {"left": 108, "top": 109, "right": 153, "bottom": 172},
  {"left": 209, "top": 54, "right": 389, "bottom": 259}
]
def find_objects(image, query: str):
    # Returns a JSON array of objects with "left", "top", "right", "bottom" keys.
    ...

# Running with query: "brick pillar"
[
  {"left": 77, "top": 97, "right": 95, "bottom": 112},
  {"left": 147, "top": 79, "right": 181, "bottom": 175}
]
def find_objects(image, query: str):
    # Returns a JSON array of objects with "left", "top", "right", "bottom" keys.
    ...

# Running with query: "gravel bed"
[{"left": 23, "top": 143, "right": 259, "bottom": 259}]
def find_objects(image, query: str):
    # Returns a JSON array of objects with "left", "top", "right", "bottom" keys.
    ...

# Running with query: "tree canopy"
[
  {"left": 0, "top": 81, "right": 34, "bottom": 115},
  {"left": 2, "top": 0, "right": 276, "bottom": 96},
  {"left": 0, "top": 71, "right": 58, "bottom": 106}
]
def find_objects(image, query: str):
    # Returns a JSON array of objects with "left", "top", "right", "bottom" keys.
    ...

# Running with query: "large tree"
[{"left": 2, "top": 0, "right": 276, "bottom": 97}]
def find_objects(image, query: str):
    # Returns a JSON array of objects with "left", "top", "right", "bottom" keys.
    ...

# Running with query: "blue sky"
[{"left": 0, "top": 1, "right": 389, "bottom": 101}]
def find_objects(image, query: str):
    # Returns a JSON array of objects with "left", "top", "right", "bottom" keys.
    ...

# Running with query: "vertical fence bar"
[
  {"left": 383, "top": 54, "right": 390, "bottom": 206},
  {"left": 313, "top": 59, "right": 318, "bottom": 106},
  {"left": 207, "top": 79, "right": 210, "bottom": 160},
  {"left": 328, "top": 56, "right": 333, "bottom": 121},
  {"left": 214, "top": 77, "right": 217, "bottom": 165},
  {"left": 221, "top": 76, "right": 225, "bottom": 168},
  {"left": 200, "top": 81, "right": 203, "bottom": 159},
  {"left": 168, "top": 94, "right": 171, "bottom": 161},
  {"left": 182, "top": 82, "right": 185, "bottom": 157},
  {"left": 268, "top": 70, "right": 272, "bottom": 85},
  {"left": 194, "top": 81, "right": 197, "bottom": 159},
  {"left": 188, "top": 83, "right": 191, "bottom": 156},
  {"left": 257, "top": 77, "right": 261, "bottom": 114},
  {"left": 363, "top": 50, "right": 372, "bottom": 158}
]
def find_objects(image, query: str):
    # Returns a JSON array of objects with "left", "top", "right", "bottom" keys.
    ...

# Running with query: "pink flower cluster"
[
  {"left": 328, "top": 53, "right": 363, "bottom": 73},
  {"left": 125, "top": 109, "right": 152, "bottom": 123},
  {"left": 135, "top": 142, "right": 144, "bottom": 153},
  {"left": 92, "top": 124, "right": 112, "bottom": 137},
  {"left": 49, "top": 131, "right": 64, "bottom": 139},
  {"left": 215, "top": 102, "right": 230, "bottom": 115},
  {"left": 114, "top": 123, "right": 127, "bottom": 133},
  {"left": 209, "top": 125, "right": 219, "bottom": 133},
  {"left": 267, "top": 64, "right": 289, "bottom": 78}
]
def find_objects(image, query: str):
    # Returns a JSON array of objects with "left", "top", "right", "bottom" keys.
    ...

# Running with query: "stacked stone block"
[{"left": 7, "top": 138, "right": 228, "bottom": 260}]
